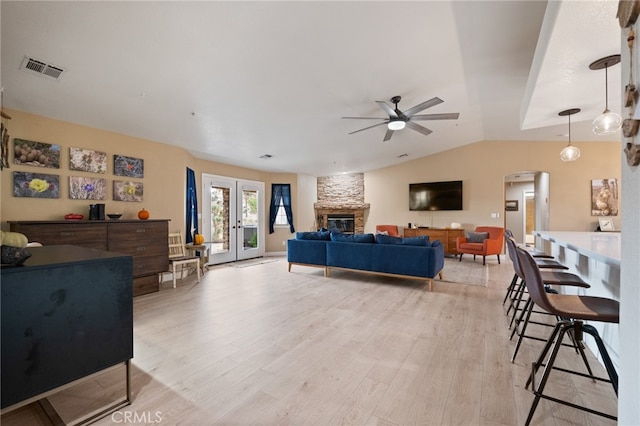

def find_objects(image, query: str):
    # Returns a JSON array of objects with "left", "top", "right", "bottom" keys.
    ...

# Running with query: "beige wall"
[
  {"left": 0, "top": 109, "right": 295, "bottom": 253},
  {"left": 1, "top": 109, "right": 621, "bottom": 254},
  {"left": 365, "top": 140, "right": 621, "bottom": 234}
]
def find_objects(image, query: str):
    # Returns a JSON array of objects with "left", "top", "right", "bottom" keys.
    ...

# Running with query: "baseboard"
[{"left": 265, "top": 251, "right": 286, "bottom": 257}]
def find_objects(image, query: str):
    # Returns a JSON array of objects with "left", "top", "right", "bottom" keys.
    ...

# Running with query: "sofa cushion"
[
  {"left": 376, "top": 234, "right": 403, "bottom": 244},
  {"left": 431, "top": 239, "right": 442, "bottom": 248},
  {"left": 466, "top": 231, "right": 489, "bottom": 243},
  {"left": 295, "top": 231, "right": 331, "bottom": 240},
  {"left": 330, "top": 233, "right": 375, "bottom": 244},
  {"left": 376, "top": 234, "right": 430, "bottom": 246},
  {"left": 401, "top": 236, "right": 430, "bottom": 246}
]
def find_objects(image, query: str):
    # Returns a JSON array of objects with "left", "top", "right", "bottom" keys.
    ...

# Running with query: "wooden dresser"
[
  {"left": 403, "top": 227, "right": 465, "bottom": 255},
  {"left": 9, "top": 220, "right": 169, "bottom": 296}
]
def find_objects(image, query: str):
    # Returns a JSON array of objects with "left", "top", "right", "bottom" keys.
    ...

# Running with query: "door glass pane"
[
  {"left": 211, "top": 186, "right": 230, "bottom": 254},
  {"left": 242, "top": 189, "right": 258, "bottom": 250}
]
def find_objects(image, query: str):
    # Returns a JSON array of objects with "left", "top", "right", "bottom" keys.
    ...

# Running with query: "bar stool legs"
[{"left": 524, "top": 320, "right": 618, "bottom": 425}]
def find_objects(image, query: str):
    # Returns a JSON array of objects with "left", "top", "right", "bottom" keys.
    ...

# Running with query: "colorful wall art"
[
  {"left": 114, "top": 155, "right": 144, "bottom": 178},
  {"left": 69, "top": 176, "right": 107, "bottom": 200},
  {"left": 13, "top": 138, "right": 60, "bottom": 168},
  {"left": 13, "top": 171, "right": 60, "bottom": 198},
  {"left": 69, "top": 147, "right": 107, "bottom": 173},
  {"left": 113, "top": 180, "right": 143, "bottom": 202}
]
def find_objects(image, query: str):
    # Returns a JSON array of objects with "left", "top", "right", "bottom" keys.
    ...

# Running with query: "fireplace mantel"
[{"left": 313, "top": 202, "right": 370, "bottom": 210}]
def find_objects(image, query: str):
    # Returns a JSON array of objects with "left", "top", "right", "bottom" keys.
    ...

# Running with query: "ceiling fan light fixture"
[
  {"left": 387, "top": 120, "right": 406, "bottom": 131},
  {"left": 591, "top": 109, "right": 622, "bottom": 135},
  {"left": 559, "top": 108, "right": 581, "bottom": 162}
]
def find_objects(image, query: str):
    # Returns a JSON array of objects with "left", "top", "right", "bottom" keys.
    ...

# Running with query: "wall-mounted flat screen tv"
[{"left": 409, "top": 180, "right": 463, "bottom": 211}]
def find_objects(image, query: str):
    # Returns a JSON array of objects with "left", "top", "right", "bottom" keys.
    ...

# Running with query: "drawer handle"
[
  {"left": 60, "top": 231, "right": 74, "bottom": 236},
  {"left": 137, "top": 263, "right": 145, "bottom": 269},
  {"left": 137, "top": 246, "right": 146, "bottom": 251},
  {"left": 136, "top": 229, "right": 146, "bottom": 233}
]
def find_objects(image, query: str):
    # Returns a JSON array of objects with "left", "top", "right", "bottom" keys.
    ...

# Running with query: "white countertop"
[{"left": 534, "top": 231, "right": 621, "bottom": 267}]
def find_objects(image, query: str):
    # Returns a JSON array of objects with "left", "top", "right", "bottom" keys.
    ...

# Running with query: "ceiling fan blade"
[
  {"left": 383, "top": 128, "right": 394, "bottom": 142},
  {"left": 376, "top": 101, "right": 398, "bottom": 118},
  {"left": 402, "top": 97, "right": 444, "bottom": 117},
  {"left": 406, "top": 121, "right": 433, "bottom": 136},
  {"left": 348, "top": 121, "right": 389, "bottom": 135},
  {"left": 342, "top": 116, "right": 387, "bottom": 120},
  {"left": 410, "top": 112, "right": 460, "bottom": 121}
]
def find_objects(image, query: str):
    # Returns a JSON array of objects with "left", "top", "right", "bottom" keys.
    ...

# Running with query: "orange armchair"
[
  {"left": 375, "top": 225, "right": 399, "bottom": 237},
  {"left": 456, "top": 226, "right": 504, "bottom": 265}
]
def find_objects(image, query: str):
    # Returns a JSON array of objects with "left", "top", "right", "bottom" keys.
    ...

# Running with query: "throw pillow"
[
  {"left": 401, "top": 236, "right": 430, "bottom": 246},
  {"left": 466, "top": 231, "right": 489, "bottom": 243},
  {"left": 376, "top": 230, "right": 389, "bottom": 235},
  {"left": 431, "top": 240, "right": 442, "bottom": 248},
  {"left": 330, "top": 233, "right": 375, "bottom": 244},
  {"left": 376, "top": 234, "right": 403, "bottom": 245},
  {"left": 376, "top": 234, "right": 430, "bottom": 246},
  {"left": 295, "top": 231, "right": 331, "bottom": 240}
]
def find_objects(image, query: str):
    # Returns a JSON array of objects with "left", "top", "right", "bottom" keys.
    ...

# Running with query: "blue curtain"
[
  {"left": 269, "top": 183, "right": 295, "bottom": 234},
  {"left": 185, "top": 168, "right": 198, "bottom": 243}
]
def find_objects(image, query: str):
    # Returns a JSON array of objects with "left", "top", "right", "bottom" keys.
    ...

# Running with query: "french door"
[{"left": 202, "top": 174, "right": 265, "bottom": 265}]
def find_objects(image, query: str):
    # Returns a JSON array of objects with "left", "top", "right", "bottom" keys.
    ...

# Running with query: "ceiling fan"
[{"left": 342, "top": 95, "right": 459, "bottom": 142}]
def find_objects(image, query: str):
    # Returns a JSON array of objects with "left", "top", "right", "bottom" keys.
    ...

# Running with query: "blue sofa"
[{"left": 287, "top": 231, "right": 445, "bottom": 291}]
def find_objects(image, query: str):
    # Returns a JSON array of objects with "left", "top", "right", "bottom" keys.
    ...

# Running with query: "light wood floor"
[{"left": 1, "top": 256, "right": 618, "bottom": 425}]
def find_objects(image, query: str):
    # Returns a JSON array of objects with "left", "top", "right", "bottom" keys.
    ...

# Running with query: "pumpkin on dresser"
[{"left": 137, "top": 208, "right": 150, "bottom": 220}]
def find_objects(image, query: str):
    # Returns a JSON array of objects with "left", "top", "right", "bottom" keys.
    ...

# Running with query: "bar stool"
[
  {"left": 505, "top": 237, "right": 591, "bottom": 363},
  {"left": 503, "top": 230, "right": 559, "bottom": 310},
  {"left": 516, "top": 247, "right": 619, "bottom": 425},
  {"left": 504, "top": 238, "right": 570, "bottom": 327}
]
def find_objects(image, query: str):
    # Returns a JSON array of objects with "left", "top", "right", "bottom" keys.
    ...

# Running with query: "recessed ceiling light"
[{"left": 260, "top": 154, "right": 272, "bottom": 159}]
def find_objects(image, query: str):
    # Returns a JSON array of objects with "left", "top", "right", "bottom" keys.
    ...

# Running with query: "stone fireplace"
[{"left": 314, "top": 173, "right": 369, "bottom": 234}]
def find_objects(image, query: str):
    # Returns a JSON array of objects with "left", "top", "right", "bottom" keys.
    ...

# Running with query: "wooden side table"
[{"left": 185, "top": 243, "right": 209, "bottom": 272}]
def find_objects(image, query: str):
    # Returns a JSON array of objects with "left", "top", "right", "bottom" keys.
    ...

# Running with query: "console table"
[
  {"left": 1, "top": 245, "right": 133, "bottom": 423},
  {"left": 9, "top": 220, "right": 169, "bottom": 296},
  {"left": 403, "top": 228, "right": 464, "bottom": 255}
]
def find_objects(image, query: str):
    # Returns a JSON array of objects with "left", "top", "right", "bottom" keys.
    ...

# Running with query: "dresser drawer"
[
  {"left": 11, "top": 223, "right": 108, "bottom": 250},
  {"left": 108, "top": 222, "right": 167, "bottom": 241},
  {"left": 133, "top": 275, "right": 159, "bottom": 297},
  {"left": 132, "top": 254, "right": 169, "bottom": 277}
]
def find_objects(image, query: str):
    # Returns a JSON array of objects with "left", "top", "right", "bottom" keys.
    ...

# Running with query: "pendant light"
[
  {"left": 590, "top": 54, "right": 622, "bottom": 135},
  {"left": 559, "top": 108, "right": 581, "bottom": 162}
]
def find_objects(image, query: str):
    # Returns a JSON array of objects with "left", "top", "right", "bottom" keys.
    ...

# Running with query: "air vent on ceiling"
[{"left": 20, "top": 56, "right": 65, "bottom": 81}]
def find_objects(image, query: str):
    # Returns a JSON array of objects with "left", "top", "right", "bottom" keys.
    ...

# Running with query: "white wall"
[{"left": 619, "top": 26, "right": 640, "bottom": 425}]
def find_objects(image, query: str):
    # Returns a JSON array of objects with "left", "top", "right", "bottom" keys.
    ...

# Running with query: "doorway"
[
  {"left": 504, "top": 171, "right": 549, "bottom": 249},
  {"left": 201, "top": 174, "right": 265, "bottom": 265}
]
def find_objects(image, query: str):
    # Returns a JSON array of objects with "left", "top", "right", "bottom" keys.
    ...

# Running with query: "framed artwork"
[
  {"left": 591, "top": 178, "right": 619, "bottom": 216},
  {"left": 114, "top": 155, "right": 144, "bottom": 178},
  {"left": 13, "top": 171, "right": 60, "bottom": 198},
  {"left": 69, "top": 147, "right": 107, "bottom": 173},
  {"left": 113, "top": 180, "right": 143, "bottom": 202},
  {"left": 598, "top": 218, "right": 615, "bottom": 231},
  {"left": 505, "top": 200, "right": 518, "bottom": 211},
  {"left": 13, "top": 138, "right": 60, "bottom": 168},
  {"left": 69, "top": 176, "right": 107, "bottom": 200}
]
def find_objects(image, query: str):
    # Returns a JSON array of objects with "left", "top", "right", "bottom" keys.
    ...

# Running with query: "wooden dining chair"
[{"left": 166, "top": 231, "right": 200, "bottom": 288}]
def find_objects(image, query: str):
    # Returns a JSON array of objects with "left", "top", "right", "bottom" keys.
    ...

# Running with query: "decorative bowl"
[{"left": 107, "top": 213, "right": 123, "bottom": 220}]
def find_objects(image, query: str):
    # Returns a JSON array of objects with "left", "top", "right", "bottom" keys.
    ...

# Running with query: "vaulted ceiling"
[{"left": 0, "top": 1, "right": 622, "bottom": 176}]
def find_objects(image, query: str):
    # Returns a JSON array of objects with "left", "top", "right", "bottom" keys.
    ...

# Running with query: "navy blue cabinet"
[{"left": 1, "top": 245, "right": 133, "bottom": 410}]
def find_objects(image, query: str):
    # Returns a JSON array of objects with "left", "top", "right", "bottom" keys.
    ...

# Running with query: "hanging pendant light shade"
[
  {"left": 590, "top": 55, "right": 622, "bottom": 135},
  {"left": 559, "top": 108, "right": 581, "bottom": 162}
]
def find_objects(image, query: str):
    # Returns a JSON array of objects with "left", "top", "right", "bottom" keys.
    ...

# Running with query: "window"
[{"left": 274, "top": 199, "right": 288, "bottom": 226}]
